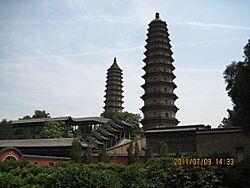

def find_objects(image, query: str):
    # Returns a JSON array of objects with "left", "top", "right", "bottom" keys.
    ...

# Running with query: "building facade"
[{"left": 145, "top": 125, "right": 250, "bottom": 161}]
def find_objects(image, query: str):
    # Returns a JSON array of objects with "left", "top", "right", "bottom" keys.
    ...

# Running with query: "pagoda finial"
[
  {"left": 114, "top": 57, "right": 117, "bottom": 63},
  {"left": 155, "top": 12, "right": 159, "bottom": 19}
]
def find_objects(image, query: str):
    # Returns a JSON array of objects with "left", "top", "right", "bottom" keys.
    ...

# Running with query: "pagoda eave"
[
  {"left": 141, "top": 105, "right": 179, "bottom": 112},
  {"left": 141, "top": 81, "right": 177, "bottom": 89}
]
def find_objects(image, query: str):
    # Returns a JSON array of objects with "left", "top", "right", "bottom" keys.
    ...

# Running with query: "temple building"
[
  {"left": 141, "top": 12, "right": 179, "bottom": 130},
  {"left": 0, "top": 116, "right": 134, "bottom": 164},
  {"left": 103, "top": 57, "right": 124, "bottom": 113},
  {"left": 1, "top": 13, "right": 250, "bottom": 164}
]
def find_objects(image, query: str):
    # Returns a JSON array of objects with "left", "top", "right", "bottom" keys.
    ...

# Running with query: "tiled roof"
[
  {"left": 197, "top": 127, "right": 242, "bottom": 134},
  {"left": 23, "top": 154, "right": 71, "bottom": 160},
  {"left": 109, "top": 121, "right": 123, "bottom": 129},
  {"left": 121, "top": 120, "right": 132, "bottom": 127},
  {"left": 12, "top": 116, "right": 111, "bottom": 125},
  {"left": 145, "top": 128, "right": 197, "bottom": 133},
  {"left": 0, "top": 138, "right": 87, "bottom": 147},
  {"left": 98, "top": 128, "right": 115, "bottom": 137},
  {"left": 12, "top": 117, "right": 70, "bottom": 124},
  {"left": 145, "top": 125, "right": 243, "bottom": 134},
  {"left": 72, "top": 117, "right": 110, "bottom": 124}
]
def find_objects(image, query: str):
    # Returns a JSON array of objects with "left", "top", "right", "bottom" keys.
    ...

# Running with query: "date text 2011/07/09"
[{"left": 173, "top": 157, "right": 236, "bottom": 166}]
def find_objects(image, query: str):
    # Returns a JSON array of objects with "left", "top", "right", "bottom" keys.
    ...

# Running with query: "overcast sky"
[{"left": 0, "top": 0, "right": 249, "bottom": 127}]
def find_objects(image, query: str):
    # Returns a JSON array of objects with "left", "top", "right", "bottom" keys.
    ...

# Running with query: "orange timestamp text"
[{"left": 173, "top": 157, "right": 236, "bottom": 166}]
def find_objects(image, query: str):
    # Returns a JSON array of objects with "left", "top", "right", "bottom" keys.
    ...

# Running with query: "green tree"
[
  {"left": 127, "top": 142, "right": 134, "bottom": 164},
  {"left": 71, "top": 129, "right": 82, "bottom": 163},
  {"left": 222, "top": 39, "right": 250, "bottom": 133},
  {"left": 159, "top": 141, "right": 168, "bottom": 157},
  {"left": 134, "top": 142, "right": 140, "bottom": 163},
  {"left": 32, "top": 110, "right": 50, "bottom": 118},
  {"left": 22, "top": 115, "right": 32, "bottom": 120},
  {"left": 145, "top": 146, "right": 153, "bottom": 163},
  {"left": 98, "top": 145, "right": 109, "bottom": 163},
  {"left": 83, "top": 145, "right": 92, "bottom": 164},
  {"left": 0, "top": 119, "right": 13, "bottom": 139},
  {"left": 101, "top": 111, "right": 141, "bottom": 131},
  {"left": 20, "top": 110, "right": 50, "bottom": 120},
  {"left": 39, "top": 121, "right": 67, "bottom": 138}
]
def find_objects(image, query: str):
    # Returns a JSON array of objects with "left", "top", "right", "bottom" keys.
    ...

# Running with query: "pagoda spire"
[
  {"left": 141, "top": 13, "right": 179, "bottom": 130},
  {"left": 104, "top": 57, "right": 124, "bottom": 113}
]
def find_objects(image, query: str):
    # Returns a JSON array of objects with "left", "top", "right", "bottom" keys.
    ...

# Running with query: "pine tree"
[
  {"left": 83, "top": 145, "right": 92, "bottom": 164},
  {"left": 127, "top": 142, "right": 134, "bottom": 165},
  {"left": 0, "top": 119, "right": 13, "bottom": 140},
  {"left": 71, "top": 129, "right": 82, "bottom": 163},
  {"left": 134, "top": 142, "right": 140, "bottom": 163},
  {"left": 145, "top": 146, "right": 153, "bottom": 163},
  {"left": 159, "top": 141, "right": 168, "bottom": 157},
  {"left": 98, "top": 145, "right": 109, "bottom": 163}
]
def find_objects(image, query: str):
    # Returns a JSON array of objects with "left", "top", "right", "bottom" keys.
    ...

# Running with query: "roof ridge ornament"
[{"left": 155, "top": 12, "right": 160, "bottom": 19}]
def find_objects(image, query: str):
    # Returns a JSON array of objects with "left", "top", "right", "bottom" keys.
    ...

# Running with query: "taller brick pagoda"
[
  {"left": 141, "top": 12, "right": 179, "bottom": 130},
  {"left": 104, "top": 57, "right": 124, "bottom": 113}
]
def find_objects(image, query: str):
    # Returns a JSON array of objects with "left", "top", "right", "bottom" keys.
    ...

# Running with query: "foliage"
[
  {"left": 101, "top": 111, "right": 141, "bottom": 131},
  {"left": 22, "top": 115, "right": 32, "bottom": 119},
  {"left": 20, "top": 110, "right": 50, "bottom": 120},
  {"left": 98, "top": 145, "right": 109, "bottom": 163},
  {"left": 221, "top": 39, "right": 250, "bottom": 133},
  {"left": 145, "top": 146, "right": 153, "bottom": 163},
  {"left": 71, "top": 129, "right": 82, "bottom": 163},
  {"left": 0, "top": 119, "right": 13, "bottom": 140},
  {"left": 122, "top": 164, "right": 147, "bottom": 188},
  {"left": 127, "top": 142, "right": 134, "bottom": 164},
  {"left": 145, "top": 157, "right": 223, "bottom": 188},
  {"left": 39, "top": 121, "right": 67, "bottom": 138},
  {"left": 134, "top": 142, "right": 140, "bottom": 163},
  {"left": 32, "top": 110, "right": 50, "bottom": 118},
  {"left": 83, "top": 146, "right": 92, "bottom": 164},
  {"left": 2, "top": 157, "right": 250, "bottom": 188},
  {"left": 159, "top": 141, "right": 168, "bottom": 157}
]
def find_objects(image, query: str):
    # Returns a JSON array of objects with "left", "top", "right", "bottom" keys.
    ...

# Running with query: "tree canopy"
[
  {"left": 0, "top": 119, "right": 13, "bottom": 139},
  {"left": 20, "top": 110, "right": 50, "bottom": 120},
  {"left": 159, "top": 141, "right": 168, "bottom": 157},
  {"left": 221, "top": 39, "right": 250, "bottom": 133},
  {"left": 98, "top": 145, "right": 109, "bottom": 163},
  {"left": 101, "top": 111, "right": 141, "bottom": 131},
  {"left": 71, "top": 129, "right": 83, "bottom": 163},
  {"left": 127, "top": 142, "right": 134, "bottom": 165},
  {"left": 39, "top": 121, "right": 67, "bottom": 138}
]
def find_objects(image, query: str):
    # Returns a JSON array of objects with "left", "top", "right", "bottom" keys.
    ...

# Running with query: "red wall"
[
  {"left": 26, "top": 159, "right": 63, "bottom": 166},
  {"left": 1, "top": 148, "right": 145, "bottom": 166},
  {"left": 0, "top": 149, "right": 22, "bottom": 161}
]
